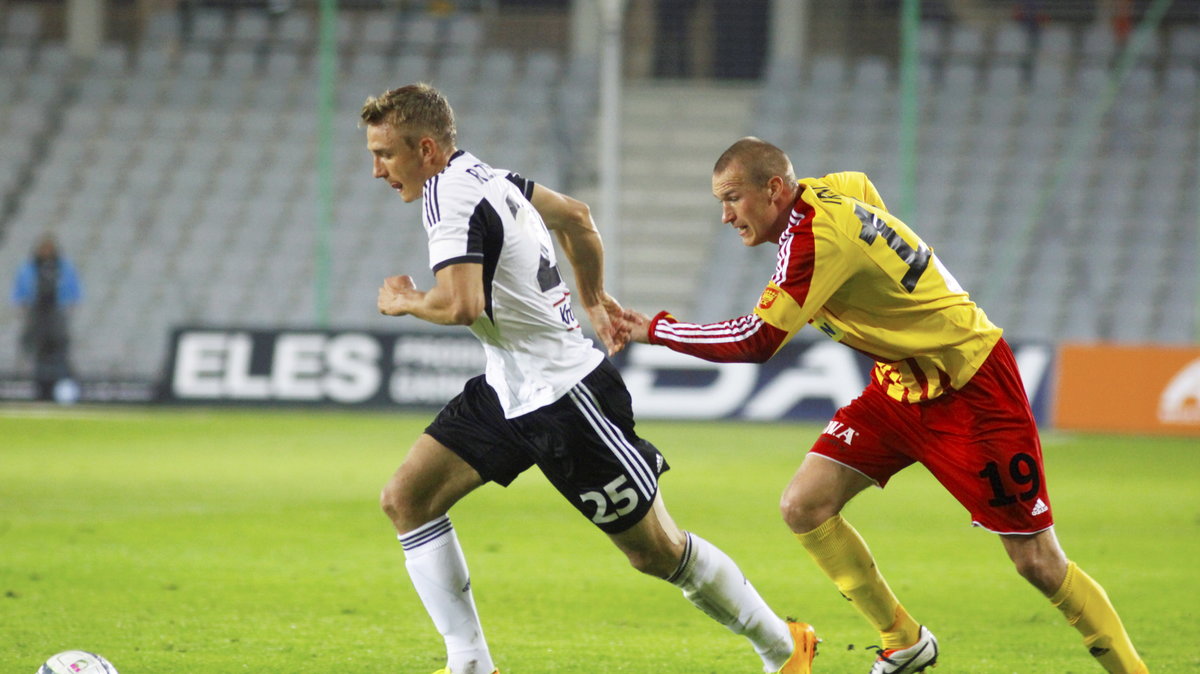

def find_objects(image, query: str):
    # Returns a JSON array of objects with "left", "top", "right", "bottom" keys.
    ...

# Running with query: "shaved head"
[{"left": 713, "top": 136, "right": 796, "bottom": 187}]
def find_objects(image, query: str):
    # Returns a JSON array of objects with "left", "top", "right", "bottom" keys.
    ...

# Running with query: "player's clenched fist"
[{"left": 378, "top": 274, "right": 418, "bottom": 315}]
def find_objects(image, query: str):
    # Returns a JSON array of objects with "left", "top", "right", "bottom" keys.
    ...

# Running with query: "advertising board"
[
  {"left": 163, "top": 327, "right": 1055, "bottom": 424},
  {"left": 1054, "top": 343, "right": 1200, "bottom": 435}
]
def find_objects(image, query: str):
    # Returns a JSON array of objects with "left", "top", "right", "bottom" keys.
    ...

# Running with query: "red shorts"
[{"left": 810, "top": 339, "right": 1053, "bottom": 534}]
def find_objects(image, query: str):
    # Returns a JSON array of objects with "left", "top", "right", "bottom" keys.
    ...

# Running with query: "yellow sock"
[
  {"left": 1050, "top": 561, "right": 1147, "bottom": 673},
  {"left": 795, "top": 515, "right": 920, "bottom": 649}
]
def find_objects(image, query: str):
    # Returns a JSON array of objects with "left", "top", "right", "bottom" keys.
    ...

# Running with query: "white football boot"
[{"left": 868, "top": 625, "right": 938, "bottom": 673}]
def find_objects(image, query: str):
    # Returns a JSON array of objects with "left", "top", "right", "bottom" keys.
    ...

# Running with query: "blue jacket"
[{"left": 11, "top": 256, "right": 82, "bottom": 308}]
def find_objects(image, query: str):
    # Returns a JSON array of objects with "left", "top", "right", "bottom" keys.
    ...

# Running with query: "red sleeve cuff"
[{"left": 646, "top": 310, "right": 673, "bottom": 345}]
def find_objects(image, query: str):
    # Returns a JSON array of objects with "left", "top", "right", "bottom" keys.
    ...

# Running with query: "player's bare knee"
[
  {"left": 379, "top": 480, "right": 420, "bottom": 530},
  {"left": 1013, "top": 557, "right": 1048, "bottom": 591},
  {"left": 628, "top": 552, "right": 674, "bottom": 579},
  {"left": 624, "top": 549, "right": 653, "bottom": 575},
  {"left": 624, "top": 545, "right": 678, "bottom": 579},
  {"left": 379, "top": 483, "right": 401, "bottom": 520},
  {"left": 1011, "top": 551, "right": 1064, "bottom": 595},
  {"left": 1004, "top": 532, "right": 1069, "bottom": 595},
  {"left": 780, "top": 492, "right": 831, "bottom": 534}
]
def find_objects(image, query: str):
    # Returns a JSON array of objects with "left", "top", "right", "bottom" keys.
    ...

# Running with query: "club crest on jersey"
[
  {"left": 758, "top": 286, "right": 781, "bottom": 310},
  {"left": 822, "top": 420, "right": 858, "bottom": 445}
]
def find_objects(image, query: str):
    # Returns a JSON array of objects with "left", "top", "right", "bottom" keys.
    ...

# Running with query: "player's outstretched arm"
[
  {"left": 620, "top": 307, "right": 788, "bottom": 363},
  {"left": 529, "top": 183, "right": 627, "bottom": 354}
]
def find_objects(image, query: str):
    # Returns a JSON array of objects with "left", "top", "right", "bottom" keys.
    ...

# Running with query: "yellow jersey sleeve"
[{"left": 757, "top": 174, "right": 1002, "bottom": 402}]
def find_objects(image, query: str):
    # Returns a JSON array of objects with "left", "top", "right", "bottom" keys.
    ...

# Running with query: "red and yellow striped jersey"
[{"left": 649, "top": 171, "right": 1002, "bottom": 402}]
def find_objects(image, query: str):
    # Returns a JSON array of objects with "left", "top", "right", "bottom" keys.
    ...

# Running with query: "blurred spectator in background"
[{"left": 11, "top": 233, "right": 81, "bottom": 403}]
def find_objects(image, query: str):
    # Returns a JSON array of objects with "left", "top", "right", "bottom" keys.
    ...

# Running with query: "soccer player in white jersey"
[{"left": 360, "top": 84, "right": 818, "bottom": 674}]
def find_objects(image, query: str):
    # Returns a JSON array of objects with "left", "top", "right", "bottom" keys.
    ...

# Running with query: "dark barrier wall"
[{"left": 161, "top": 327, "right": 1056, "bottom": 425}]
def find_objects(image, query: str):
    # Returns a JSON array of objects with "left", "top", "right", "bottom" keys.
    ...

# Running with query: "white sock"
[
  {"left": 667, "top": 532, "right": 794, "bottom": 673},
  {"left": 399, "top": 516, "right": 495, "bottom": 674}
]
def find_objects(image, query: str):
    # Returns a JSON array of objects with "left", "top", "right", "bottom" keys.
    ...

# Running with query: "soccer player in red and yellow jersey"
[{"left": 622, "top": 137, "right": 1147, "bottom": 674}]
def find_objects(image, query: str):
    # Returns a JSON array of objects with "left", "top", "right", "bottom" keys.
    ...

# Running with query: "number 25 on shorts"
[{"left": 580, "top": 475, "right": 639, "bottom": 524}]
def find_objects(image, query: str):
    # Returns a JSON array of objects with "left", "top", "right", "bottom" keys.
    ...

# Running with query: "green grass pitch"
[{"left": 2, "top": 408, "right": 1197, "bottom": 673}]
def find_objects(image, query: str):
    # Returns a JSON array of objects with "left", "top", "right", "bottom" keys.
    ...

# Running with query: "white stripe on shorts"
[{"left": 566, "top": 383, "right": 656, "bottom": 501}]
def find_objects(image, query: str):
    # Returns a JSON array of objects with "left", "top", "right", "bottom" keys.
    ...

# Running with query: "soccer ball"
[{"left": 36, "top": 651, "right": 118, "bottom": 674}]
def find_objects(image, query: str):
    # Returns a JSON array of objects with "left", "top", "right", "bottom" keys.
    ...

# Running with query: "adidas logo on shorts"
[{"left": 1030, "top": 498, "right": 1049, "bottom": 516}]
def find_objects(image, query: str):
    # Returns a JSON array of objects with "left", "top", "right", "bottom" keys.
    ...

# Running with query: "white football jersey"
[{"left": 422, "top": 150, "right": 603, "bottom": 417}]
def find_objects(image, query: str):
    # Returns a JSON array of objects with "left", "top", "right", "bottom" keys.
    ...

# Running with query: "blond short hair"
[{"left": 360, "top": 82, "right": 457, "bottom": 149}]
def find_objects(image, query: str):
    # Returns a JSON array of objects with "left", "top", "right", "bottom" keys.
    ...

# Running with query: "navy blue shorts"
[{"left": 426, "top": 359, "right": 668, "bottom": 533}]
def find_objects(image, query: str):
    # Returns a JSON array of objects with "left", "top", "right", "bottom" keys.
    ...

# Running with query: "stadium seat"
[
  {"left": 917, "top": 21, "right": 945, "bottom": 62},
  {"left": 189, "top": 8, "right": 229, "bottom": 43},
  {"left": 360, "top": 12, "right": 400, "bottom": 50},
  {"left": 992, "top": 21, "right": 1031, "bottom": 62},
  {"left": 446, "top": 14, "right": 484, "bottom": 52},
  {"left": 277, "top": 11, "right": 312, "bottom": 47},
  {"left": 1168, "top": 25, "right": 1200, "bottom": 64},
  {"left": 232, "top": 9, "right": 271, "bottom": 45},
  {"left": 142, "top": 9, "right": 179, "bottom": 43},
  {"left": 1079, "top": 23, "right": 1117, "bottom": 63},
  {"left": 947, "top": 22, "right": 987, "bottom": 63},
  {"left": 3, "top": 4, "right": 42, "bottom": 42},
  {"left": 1035, "top": 24, "right": 1075, "bottom": 64}
]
